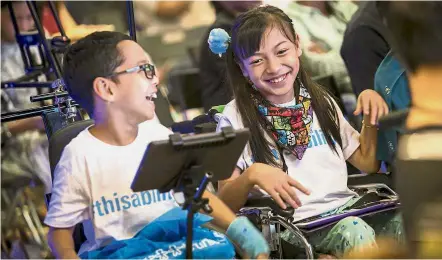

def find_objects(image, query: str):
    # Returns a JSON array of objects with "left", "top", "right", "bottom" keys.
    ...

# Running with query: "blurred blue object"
[
  {"left": 374, "top": 51, "right": 411, "bottom": 165},
  {"left": 208, "top": 28, "right": 231, "bottom": 56},
  {"left": 80, "top": 208, "right": 235, "bottom": 259}
]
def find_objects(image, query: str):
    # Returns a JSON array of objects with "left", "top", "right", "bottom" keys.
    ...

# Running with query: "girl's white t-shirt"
[
  {"left": 44, "top": 121, "right": 177, "bottom": 254},
  {"left": 217, "top": 98, "right": 360, "bottom": 222}
]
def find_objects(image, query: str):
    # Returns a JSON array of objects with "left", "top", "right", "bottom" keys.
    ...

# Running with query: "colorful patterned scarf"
[{"left": 253, "top": 81, "right": 314, "bottom": 160}]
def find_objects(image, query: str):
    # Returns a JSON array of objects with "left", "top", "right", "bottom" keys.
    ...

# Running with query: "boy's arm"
[
  {"left": 203, "top": 191, "right": 236, "bottom": 230},
  {"left": 202, "top": 191, "right": 269, "bottom": 259},
  {"left": 44, "top": 152, "right": 89, "bottom": 259},
  {"left": 48, "top": 227, "right": 78, "bottom": 259}
]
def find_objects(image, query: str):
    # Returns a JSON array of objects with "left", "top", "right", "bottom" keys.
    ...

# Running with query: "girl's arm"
[{"left": 347, "top": 89, "right": 389, "bottom": 173}]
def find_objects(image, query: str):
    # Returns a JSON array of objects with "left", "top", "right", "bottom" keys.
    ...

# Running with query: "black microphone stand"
[
  {"left": 1, "top": 1, "right": 68, "bottom": 86},
  {"left": 1, "top": 79, "right": 81, "bottom": 140}
]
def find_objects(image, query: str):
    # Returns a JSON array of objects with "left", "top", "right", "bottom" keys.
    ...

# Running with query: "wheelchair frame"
[
  {"left": 239, "top": 206, "right": 314, "bottom": 259},
  {"left": 238, "top": 183, "right": 399, "bottom": 259}
]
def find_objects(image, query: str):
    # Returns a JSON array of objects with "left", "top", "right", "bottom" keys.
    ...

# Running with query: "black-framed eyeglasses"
[{"left": 108, "top": 63, "right": 156, "bottom": 79}]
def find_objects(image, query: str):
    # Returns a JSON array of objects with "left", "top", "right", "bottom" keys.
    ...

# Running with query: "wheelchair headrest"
[
  {"left": 210, "top": 105, "right": 226, "bottom": 114},
  {"left": 171, "top": 115, "right": 217, "bottom": 134},
  {"left": 171, "top": 105, "right": 226, "bottom": 134},
  {"left": 48, "top": 119, "right": 94, "bottom": 177}
]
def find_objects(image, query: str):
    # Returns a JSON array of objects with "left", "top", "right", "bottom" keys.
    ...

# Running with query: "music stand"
[{"left": 131, "top": 127, "right": 250, "bottom": 259}]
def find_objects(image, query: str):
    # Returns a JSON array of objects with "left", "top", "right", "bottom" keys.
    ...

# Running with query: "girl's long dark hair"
[{"left": 226, "top": 5, "right": 342, "bottom": 167}]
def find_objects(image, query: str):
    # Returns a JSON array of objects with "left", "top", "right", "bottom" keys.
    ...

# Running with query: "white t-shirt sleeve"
[
  {"left": 333, "top": 99, "right": 360, "bottom": 160},
  {"left": 44, "top": 148, "right": 90, "bottom": 228}
]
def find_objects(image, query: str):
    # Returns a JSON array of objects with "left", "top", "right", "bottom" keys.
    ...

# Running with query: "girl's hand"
[
  {"left": 247, "top": 163, "right": 310, "bottom": 209},
  {"left": 354, "top": 89, "right": 389, "bottom": 125}
]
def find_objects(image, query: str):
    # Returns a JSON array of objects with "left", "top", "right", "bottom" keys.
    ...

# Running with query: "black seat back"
[
  {"left": 46, "top": 119, "right": 94, "bottom": 253},
  {"left": 48, "top": 120, "right": 94, "bottom": 178},
  {"left": 312, "top": 74, "right": 346, "bottom": 113}
]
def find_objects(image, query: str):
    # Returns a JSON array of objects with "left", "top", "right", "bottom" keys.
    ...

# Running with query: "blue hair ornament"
[{"left": 208, "top": 28, "right": 231, "bottom": 57}]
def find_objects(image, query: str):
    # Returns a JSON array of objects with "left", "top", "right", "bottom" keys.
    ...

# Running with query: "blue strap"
[{"left": 226, "top": 216, "right": 270, "bottom": 258}]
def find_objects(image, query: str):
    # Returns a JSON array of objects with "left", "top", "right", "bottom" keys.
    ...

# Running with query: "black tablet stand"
[
  {"left": 134, "top": 127, "right": 246, "bottom": 259},
  {"left": 165, "top": 134, "right": 217, "bottom": 259}
]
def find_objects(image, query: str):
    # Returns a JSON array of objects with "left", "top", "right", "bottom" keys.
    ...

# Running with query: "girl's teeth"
[{"left": 269, "top": 73, "right": 287, "bottom": 83}]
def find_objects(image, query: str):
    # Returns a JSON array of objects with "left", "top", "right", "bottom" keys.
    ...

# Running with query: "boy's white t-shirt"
[
  {"left": 44, "top": 120, "right": 177, "bottom": 255},
  {"left": 218, "top": 98, "right": 360, "bottom": 222}
]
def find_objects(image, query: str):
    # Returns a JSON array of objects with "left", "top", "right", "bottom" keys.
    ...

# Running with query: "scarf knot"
[{"left": 253, "top": 82, "right": 313, "bottom": 160}]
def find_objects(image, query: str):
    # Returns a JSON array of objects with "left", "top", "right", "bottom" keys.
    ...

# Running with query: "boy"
[{"left": 44, "top": 31, "right": 268, "bottom": 259}]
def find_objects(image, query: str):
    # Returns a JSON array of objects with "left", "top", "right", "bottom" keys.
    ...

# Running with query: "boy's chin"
[
  {"left": 132, "top": 113, "right": 155, "bottom": 125},
  {"left": 144, "top": 112, "right": 156, "bottom": 122}
]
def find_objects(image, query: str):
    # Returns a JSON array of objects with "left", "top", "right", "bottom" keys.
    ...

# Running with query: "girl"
[{"left": 209, "top": 5, "right": 403, "bottom": 258}]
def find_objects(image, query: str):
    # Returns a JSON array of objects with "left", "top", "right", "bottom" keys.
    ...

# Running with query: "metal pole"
[
  {"left": 47, "top": 1, "right": 67, "bottom": 38},
  {"left": 126, "top": 0, "right": 137, "bottom": 42},
  {"left": 2, "top": 82, "right": 54, "bottom": 89},
  {"left": 25, "top": 0, "right": 62, "bottom": 78}
]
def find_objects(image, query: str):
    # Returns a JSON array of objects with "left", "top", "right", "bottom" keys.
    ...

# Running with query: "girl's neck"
[{"left": 265, "top": 89, "right": 295, "bottom": 105}]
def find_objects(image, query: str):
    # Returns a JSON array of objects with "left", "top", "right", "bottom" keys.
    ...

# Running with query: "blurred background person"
[
  {"left": 373, "top": 51, "right": 410, "bottom": 169},
  {"left": 284, "top": 1, "right": 358, "bottom": 94},
  {"left": 341, "top": 1, "right": 390, "bottom": 98},
  {"left": 1, "top": 1, "right": 51, "bottom": 193},
  {"left": 38, "top": 1, "right": 115, "bottom": 41},
  {"left": 1, "top": 1, "right": 36, "bottom": 81},
  {"left": 198, "top": 1, "right": 261, "bottom": 111},
  {"left": 1, "top": 2, "right": 52, "bottom": 257},
  {"left": 134, "top": 1, "right": 214, "bottom": 36},
  {"left": 65, "top": 1, "right": 128, "bottom": 32},
  {"left": 134, "top": 1, "right": 191, "bottom": 35}
]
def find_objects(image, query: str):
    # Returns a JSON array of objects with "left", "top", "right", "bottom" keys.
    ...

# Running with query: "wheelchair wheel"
[{"left": 239, "top": 208, "right": 314, "bottom": 259}]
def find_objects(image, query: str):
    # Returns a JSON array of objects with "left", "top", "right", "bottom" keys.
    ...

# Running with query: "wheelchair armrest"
[
  {"left": 245, "top": 196, "right": 295, "bottom": 218},
  {"left": 348, "top": 173, "right": 393, "bottom": 188}
]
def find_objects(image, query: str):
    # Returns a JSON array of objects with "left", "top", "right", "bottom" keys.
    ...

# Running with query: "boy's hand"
[
  {"left": 60, "top": 251, "right": 80, "bottom": 259},
  {"left": 257, "top": 253, "right": 270, "bottom": 259},
  {"left": 227, "top": 217, "right": 270, "bottom": 259}
]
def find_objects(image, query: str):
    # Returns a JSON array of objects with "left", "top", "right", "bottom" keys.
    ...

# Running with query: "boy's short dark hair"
[
  {"left": 377, "top": 1, "right": 442, "bottom": 72},
  {"left": 62, "top": 31, "right": 131, "bottom": 116}
]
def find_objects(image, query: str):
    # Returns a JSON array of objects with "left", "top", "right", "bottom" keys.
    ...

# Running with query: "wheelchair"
[{"left": 171, "top": 107, "right": 400, "bottom": 259}]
